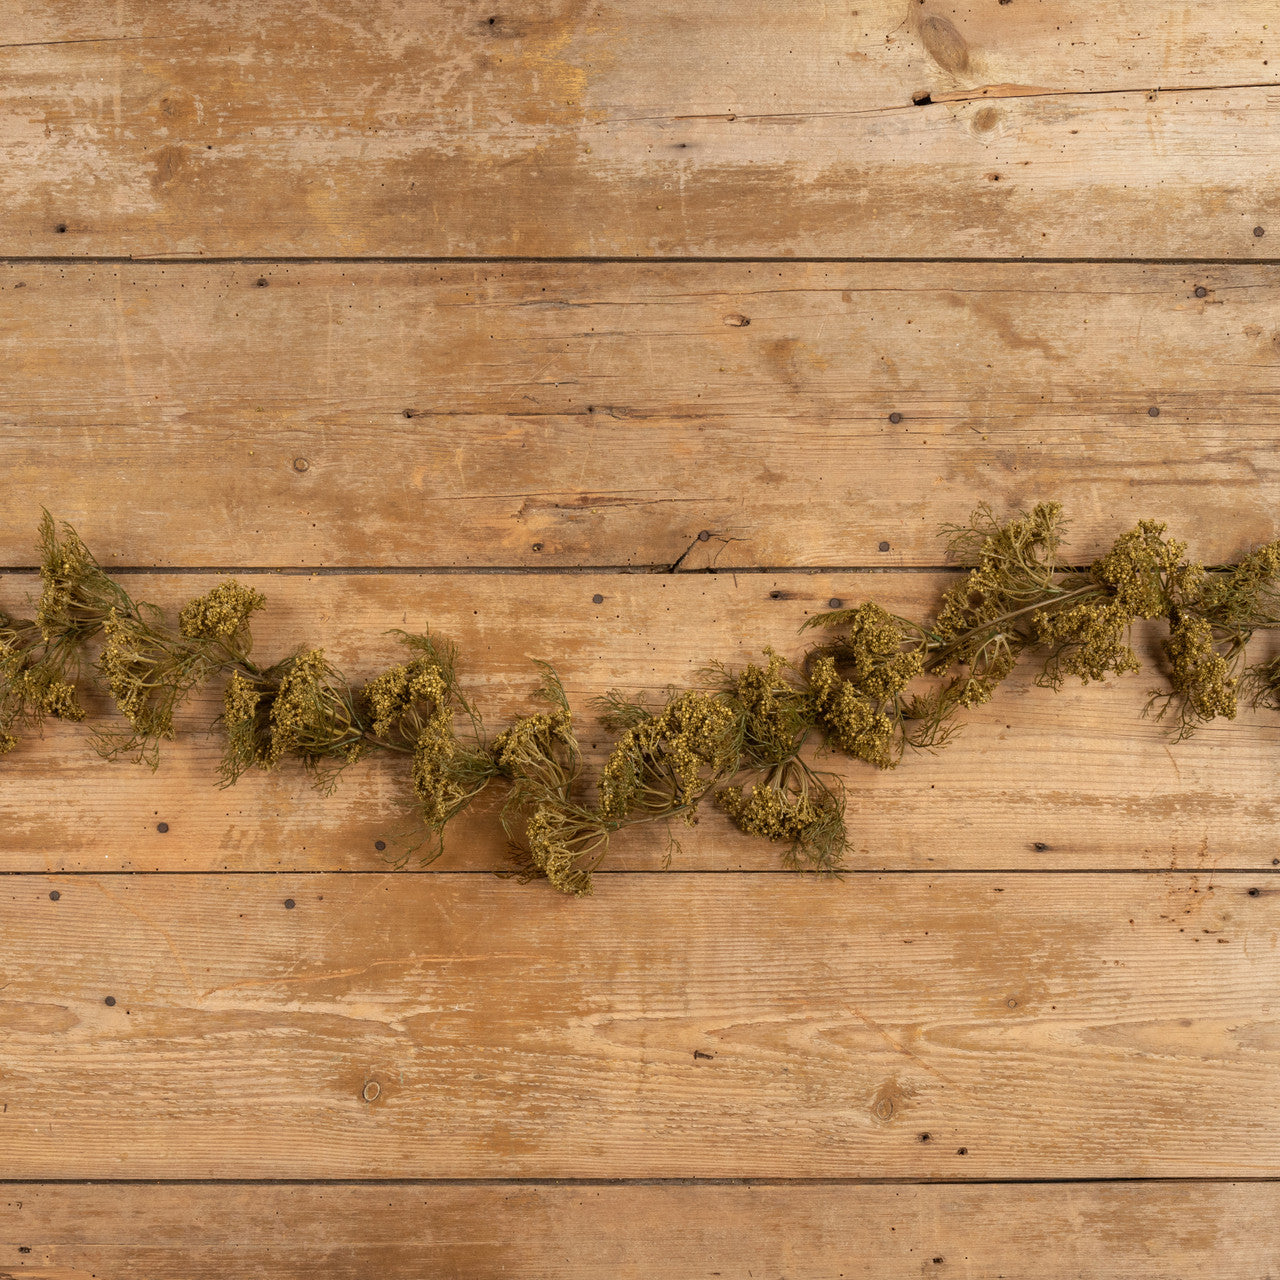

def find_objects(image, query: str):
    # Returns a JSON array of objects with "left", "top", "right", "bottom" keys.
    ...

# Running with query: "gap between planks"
[
  {"left": 0, "top": 869, "right": 1276, "bottom": 878},
  {"left": 9, "top": 256, "right": 1280, "bottom": 265},
  {"left": 4, "top": 1175, "right": 1280, "bottom": 1185}
]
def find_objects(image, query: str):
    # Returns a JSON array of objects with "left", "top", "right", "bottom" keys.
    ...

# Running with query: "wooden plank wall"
[{"left": 2, "top": 2, "right": 1278, "bottom": 1275}]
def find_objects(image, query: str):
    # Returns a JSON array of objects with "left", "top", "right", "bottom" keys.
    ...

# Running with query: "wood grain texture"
[
  {"left": 3, "top": 1181, "right": 1278, "bottom": 1279},
  {"left": 5, "top": 0, "right": 1276, "bottom": 1267},
  {"left": 3, "top": 571, "right": 1279, "bottom": 874},
  {"left": 1, "top": 872, "right": 1276, "bottom": 1179},
  {"left": 1, "top": 2, "right": 1279, "bottom": 257},
  {"left": 3, "top": 261, "right": 1280, "bottom": 568}
]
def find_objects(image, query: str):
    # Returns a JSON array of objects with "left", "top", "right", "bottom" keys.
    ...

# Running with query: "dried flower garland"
[{"left": 4, "top": 505, "right": 1280, "bottom": 894}]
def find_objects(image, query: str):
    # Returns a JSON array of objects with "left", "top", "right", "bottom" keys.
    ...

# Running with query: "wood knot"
[
  {"left": 918, "top": 13, "right": 970, "bottom": 73},
  {"left": 870, "top": 1078, "right": 911, "bottom": 1123}
]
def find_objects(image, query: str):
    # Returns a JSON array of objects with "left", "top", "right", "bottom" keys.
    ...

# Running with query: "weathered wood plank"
[
  {"left": 3, "top": 262, "right": 1280, "bottom": 568},
  {"left": 0, "top": 2, "right": 1278, "bottom": 257},
  {"left": 3, "top": 1181, "right": 1277, "bottom": 1279},
  {"left": 1, "top": 872, "right": 1276, "bottom": 1178},
  {"left": 3, "top": 571, "right": 1278, "bottom": 873}
]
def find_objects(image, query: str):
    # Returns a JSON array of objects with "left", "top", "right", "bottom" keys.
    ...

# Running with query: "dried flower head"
[
  {"left": 364, "top": 659, "right": 449, "bottom": 743},
  {"left": 928, "top": 503, "right": 1068, "bottom": 706},
  {"left": 514, "top": 801, "right": 613, "bottom": 897},
  {"left": 598, "top": 689, "right": 738, "bottom": 821},
  {"left": 493, "top": 669, "right": 579, "bottom": 796},
  {"left": 267, "top": 649, "right": 367, "bottom": 789},
  {"left": 35, "top": 511, "right": 129, "bottom": 650},
  {"left": 493, "top": 665, "right": 610, "bottom": 891},
  {"left": 1158, "top": 611, "right": 1237, "bottom": 734},
  {"left": 1091, "top": 520, "right": 1185, "bottom": 619},
  {"left": 1032, "top": 599, "right": 1144, "bottom": 687},
  {"left": 220, "top": 669, "right": 274, "bottom": 784},
  {"left": 1196, "top": 539, "right": 1280, "bottom": 628},
  {"left": 717, "top": 769, "right": 846, "bottom": 872},
  {"left": 807, "top": 655, "right": 900, "bottom": 768},
  {"left": 703, "top": 650, "right": 812, "bottom": 766},
  {"left": 178, "top": 580, "right": 266, "bottom": 644},
  {"left": 409, "top": 722, "right": 496, "bottom": 840},
  {"left": 362, "top": 632, "right": 497, "bottom": 859},
  {"left": 805, "top": 603, "right": 923, "bottom": 699},
  {"left": 1, "top": 610, "right": 86, "bottom": 749}
]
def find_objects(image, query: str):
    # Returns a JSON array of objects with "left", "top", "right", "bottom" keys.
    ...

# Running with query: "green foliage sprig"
[{"left": 4, "top": 504, "right": 1280, "bottom": 895}]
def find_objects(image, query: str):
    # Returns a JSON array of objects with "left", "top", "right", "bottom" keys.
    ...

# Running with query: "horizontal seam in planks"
[
  {"left": 7, "top": 256, "right": 1280, "bottom": 267},
  {"left": 3, "top": 1175, "right": 1279, "bottom": 1187},
  {"left": 0, "top": 566, "right": 1037, "bottom": 578},
  {"left": 2, "top": 869, "right": 1275, "bottom": 878}
]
